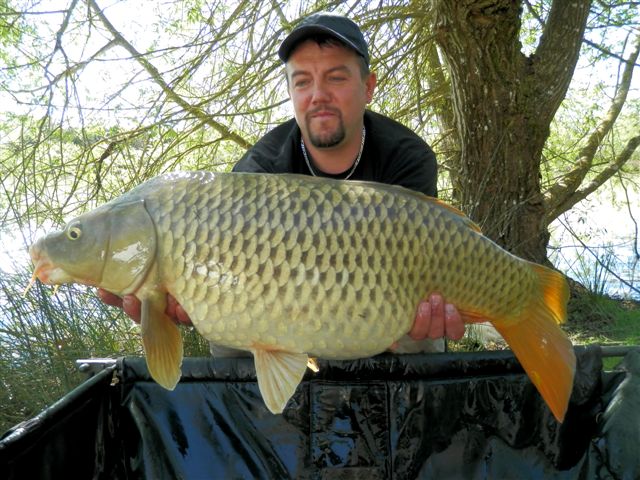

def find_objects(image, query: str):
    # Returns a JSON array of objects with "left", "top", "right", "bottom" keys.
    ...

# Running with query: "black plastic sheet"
[{"left": 1, "top": 346, "right": 635, "bottom": 479}]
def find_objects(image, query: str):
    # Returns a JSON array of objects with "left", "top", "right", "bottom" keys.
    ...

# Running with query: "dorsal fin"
[
  {"left": 365, "top": 180, "right": 484, "bottom": 234},
  {"left": 422, "top": 196, "right": 483, "bottom": 234}
]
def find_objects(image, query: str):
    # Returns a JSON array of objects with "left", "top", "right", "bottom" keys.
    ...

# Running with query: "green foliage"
[
  {"left": 0, "top": 265, "right": 136, "bottom": 433},
  {"left": 566, "top": 290, "right": 640, "bottom": 346},
  {"left": 567, "top": 245, "right": 617, "bottom": 297},
  {"left": 0, "top": 262, "right": 209, "bottom": 434},
  {"left": 565, "top": 291, "right": 640, "bottom": 371},
  {"left": 0, "top": 0, "right": 24, "bottom": 67}
]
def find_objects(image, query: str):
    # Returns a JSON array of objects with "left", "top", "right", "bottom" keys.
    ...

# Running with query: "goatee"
[{"left": 306, "top": 111, "right": 345, "bottom": 148}]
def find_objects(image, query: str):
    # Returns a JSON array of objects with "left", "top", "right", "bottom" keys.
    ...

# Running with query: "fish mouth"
[
  {"left": 29, "top": 243, "right": 49, "bottom": 283},
  {"left": 33, "top": 261, "right": 71, "bottom": 285},
  {"left": 28, "top": 243, "right": 72, "bottom": 285}
]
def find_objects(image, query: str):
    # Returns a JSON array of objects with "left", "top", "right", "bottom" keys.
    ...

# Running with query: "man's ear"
[
  {"left": 284, "top": 66, "right": 290, "bottom": 92},
  {"left": 365, "top": 72, "right": 377, "bottom": 103}
]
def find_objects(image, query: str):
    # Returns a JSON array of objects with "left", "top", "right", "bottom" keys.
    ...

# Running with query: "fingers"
[
  {"left": 166, "top": 295, "right": 193, "bottom": 326},
  {"left": 409, "top": 293, "right": 466, "bottom": 341},
  {"left": 409, "top": 293, "right": 443, "bottom": 340},
  {"left": 97, "top": 288, "right": 141, "bottom": 323},
  {"left": 427, "top": 293, "right": 445, "bottom": 339},
  {"left": 444, "top": 303, "right": 465, "bottom": 340},
  {"left": 97, "top": 288, "right": 123, "bottom": 308},
  {"left": 122, "top": 295, "right": 142, "bottom": 323},
  {"left": 409, "top": 299, "right": 432, "bottom": 340},
  {"left": 174, "top": 304, "right": 193, "bottom": 326},
  {"left": 97, "top": 288, "right": 191, "bottom": 326},
  {"left": 165, "top": 294, "right": 178, "bottom": 318},
  {"left": 123, "top": 293, "right": 190, "bottom": 326}
]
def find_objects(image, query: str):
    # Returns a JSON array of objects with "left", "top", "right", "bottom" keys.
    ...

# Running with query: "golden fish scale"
[{"left": 139, "top": 172, "right": 536, "bottom": 358}]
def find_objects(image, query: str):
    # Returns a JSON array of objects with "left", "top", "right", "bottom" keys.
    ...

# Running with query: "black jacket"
[{"left": 233, "top": 110, "right": 437, "bottom": 197}]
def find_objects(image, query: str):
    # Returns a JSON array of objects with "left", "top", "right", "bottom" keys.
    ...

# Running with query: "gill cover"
[{"left": 99, "top": 199, "right": 157, "bottom": 293}]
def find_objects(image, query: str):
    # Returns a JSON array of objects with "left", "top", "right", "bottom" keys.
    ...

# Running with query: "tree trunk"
[{"left": 430, "top": 0, "right": 591, "bottom": 263}]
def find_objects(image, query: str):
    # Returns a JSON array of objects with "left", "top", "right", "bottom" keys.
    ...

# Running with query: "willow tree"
[{"left": 426, "top": 0, "right": 639, "bottom": 263}]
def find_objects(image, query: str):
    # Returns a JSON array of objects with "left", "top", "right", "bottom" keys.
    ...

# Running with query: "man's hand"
[
  {"left": 96, "top": 290, "right": 467, "bottom": 341},
  {"left": 97, "top": 289, "right": 192, "bottom": 326},
  {"left": 410, "top": 293, "right": 466, "bottom": 341}
]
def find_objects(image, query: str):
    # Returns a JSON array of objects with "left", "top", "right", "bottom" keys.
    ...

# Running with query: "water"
[{"left": 549, "top": 187, "right": 639, "bottom": 301}]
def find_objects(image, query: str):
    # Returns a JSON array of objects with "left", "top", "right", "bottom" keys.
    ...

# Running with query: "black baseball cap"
[{"left": 278, "top": 13, "right": 370, "bottom": 66}]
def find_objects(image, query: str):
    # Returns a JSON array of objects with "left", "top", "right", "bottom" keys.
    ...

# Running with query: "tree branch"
[
  {"left": 522, "top": 0, "right": 545, "bottom": 26},
  {"left": 557, "top": 215, "right": 640, "bottom": 298},
  {"left": 547, "top": 134, "right": 640, "bottom": 223},
  {"left": 530, "top": 0, "right": 591, "bottom": 125},
  {"left": 545, "top": 34, "right": 640, "bottom": 223},
  {"left": 619, "top": 170, "right": 640, "bottom": 260},
  {"left": 87, "top": 0, "right": 251, "bottom": 150},
  {"left": 584, "top": 38, "right": 640, "bottom": 67}
]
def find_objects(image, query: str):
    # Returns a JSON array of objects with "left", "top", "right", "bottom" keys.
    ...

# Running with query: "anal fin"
[
  {"left": 252, "top": 348, "right": 309, "bottom": 414},
  {"left": 141, "top": 293, "right": 184, "bottom": 390}
]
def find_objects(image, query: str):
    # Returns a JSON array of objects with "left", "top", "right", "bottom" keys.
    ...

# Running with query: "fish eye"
[{"left": 66, "top": 224, "right": 82, "bottom": 240}]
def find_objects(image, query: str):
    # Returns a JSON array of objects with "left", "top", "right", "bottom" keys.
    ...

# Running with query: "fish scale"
[
  {"left": 29, "top": 170, "right": 575, "bottom": 421},
  {"left": 157, "top": 174, "right": 444, "bottom": 353}
]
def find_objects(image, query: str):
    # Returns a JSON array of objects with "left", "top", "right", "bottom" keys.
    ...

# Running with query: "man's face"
[{"left": 285, "top": 40, "right": 376, "bottom": 149}]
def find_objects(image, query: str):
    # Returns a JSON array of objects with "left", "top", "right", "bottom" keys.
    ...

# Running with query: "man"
[
  {"left": 99, "top": 13, "right": 467, "bottom": 348},
  {"left": 234, "top": 14, "right": 435, "bottom": 196}
]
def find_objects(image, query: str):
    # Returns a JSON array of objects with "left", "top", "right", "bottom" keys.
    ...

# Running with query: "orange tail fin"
[{"left": 489, "top": 264, "right": 575, "bottom": 422}]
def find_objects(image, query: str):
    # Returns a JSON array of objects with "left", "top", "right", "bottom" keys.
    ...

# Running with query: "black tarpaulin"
[{"left": 1, "top": 346, "right": 638, "bottom": 479}]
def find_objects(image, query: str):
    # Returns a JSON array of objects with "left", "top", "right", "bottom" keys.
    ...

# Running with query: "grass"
[
  {"left": 0, "top": 266, "right": 211, "bottom": 435},
  {"left": 565, "top": 294, "right": 640, "bottom": 345},
  {"left": 564, "top": 292, "right": 640, "bottom": 369}
]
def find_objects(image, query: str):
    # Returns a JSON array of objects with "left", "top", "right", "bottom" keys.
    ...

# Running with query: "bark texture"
[{"left": 430, "top": 0, "right": 591, "bottom": 262}]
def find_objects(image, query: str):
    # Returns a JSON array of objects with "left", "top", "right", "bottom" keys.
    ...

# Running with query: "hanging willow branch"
[
  {"left": 87, "top": 0, "right": 252, "bottom": 149},
  {"left": 545, "top": 34, "right": 640, "bottom": 224}
]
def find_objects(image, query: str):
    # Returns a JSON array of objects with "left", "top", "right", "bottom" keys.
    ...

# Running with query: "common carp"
[{"left": 29, "top": 171, "right": 575, "bottom": 421}]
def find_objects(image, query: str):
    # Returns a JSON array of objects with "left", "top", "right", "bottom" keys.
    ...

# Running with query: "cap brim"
[{"left": 278, "top": 25, "right": 366, "bottom": 63}]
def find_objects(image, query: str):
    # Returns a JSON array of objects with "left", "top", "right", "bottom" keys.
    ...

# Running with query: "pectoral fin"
[
  {"left": 140, "top": 293, "right": 183, "bottom": 390},
  {"left": 252, "top": 348, "right": 309, "bottom": 414}
]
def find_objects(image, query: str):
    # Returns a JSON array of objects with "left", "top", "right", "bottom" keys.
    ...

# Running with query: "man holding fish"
[{"left": 98, "top": 12, "right": 469, "bottom": 349}]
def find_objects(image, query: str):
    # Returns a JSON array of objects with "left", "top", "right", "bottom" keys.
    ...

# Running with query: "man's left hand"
[{"left": 409, "top": 293, "right": 466, "bottom": 341}]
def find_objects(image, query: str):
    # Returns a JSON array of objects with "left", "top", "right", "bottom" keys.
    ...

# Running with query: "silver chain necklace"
[{"left": 301, "top": 126, "right": 366, "bottom": 180}]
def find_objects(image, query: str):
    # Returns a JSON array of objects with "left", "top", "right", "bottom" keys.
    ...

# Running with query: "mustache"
[{"left": 306, "top": 107, "right": 341, "bottom": 118}]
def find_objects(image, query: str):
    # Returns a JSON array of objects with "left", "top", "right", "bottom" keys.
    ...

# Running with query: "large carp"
[{"left": 29, "top": 171, "right": 575, "bottom": 421}]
